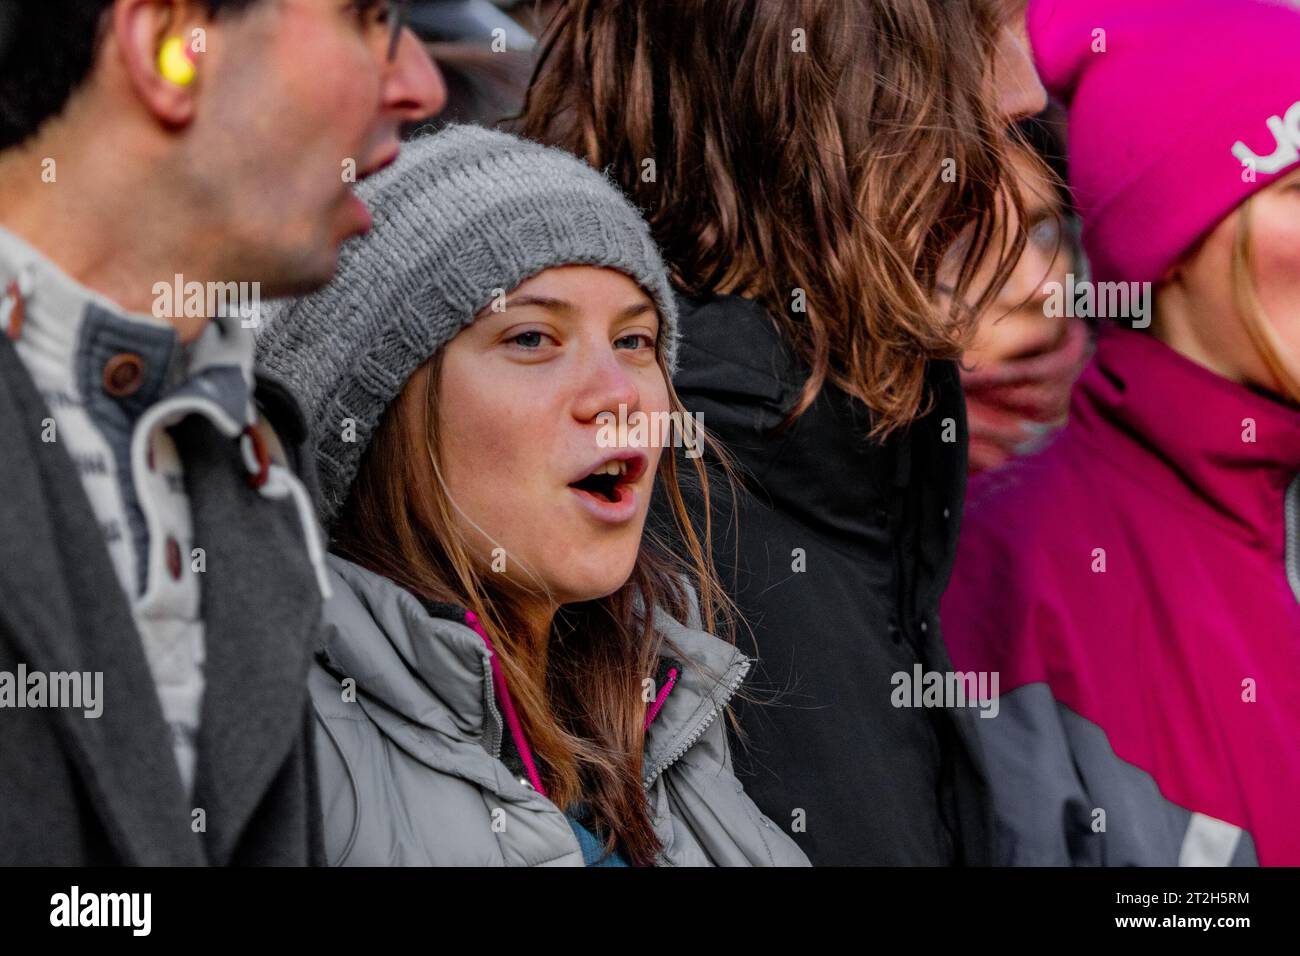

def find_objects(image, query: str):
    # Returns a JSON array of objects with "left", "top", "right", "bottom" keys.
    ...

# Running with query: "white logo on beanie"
[{"left": 1233, "top": 100, "right": 1300, "bottom": 175}]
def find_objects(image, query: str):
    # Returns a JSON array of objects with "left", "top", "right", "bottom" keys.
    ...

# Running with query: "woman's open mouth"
[{"left": 567, "top": 455, "right": 647, "bottom": 523}]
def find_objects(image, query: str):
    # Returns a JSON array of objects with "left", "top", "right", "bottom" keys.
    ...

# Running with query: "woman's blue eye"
[
  {"left": 615, "top": 333, "right": 654, "bottom": 350},
  {"left": 512, "top": 331, "right": 545, "bottom": 348}
]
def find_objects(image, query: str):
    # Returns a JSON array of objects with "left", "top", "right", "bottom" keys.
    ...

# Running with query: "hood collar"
[
  {"left": 319, "top": 555, "right": 750, "bottom": 781},
  {"left": 319, "top": 555, "right": 496, "bottom": 746},
  {"left": 1072, "top": 326, "right": 1300, "bottom": 550}
]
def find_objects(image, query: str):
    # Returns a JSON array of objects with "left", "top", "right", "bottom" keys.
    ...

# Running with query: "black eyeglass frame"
[{"left": 386, "top": 0, "right": 411, "bottom": 61}]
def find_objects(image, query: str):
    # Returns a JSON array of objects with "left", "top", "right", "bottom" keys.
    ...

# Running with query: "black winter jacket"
[{"left": 654, "top": 291, "right": 993, "bottom": 865}]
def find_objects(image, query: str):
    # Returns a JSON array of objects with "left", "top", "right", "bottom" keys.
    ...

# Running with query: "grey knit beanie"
[{"left": 255, "top": 124, "right": 678, "bottom": 531}]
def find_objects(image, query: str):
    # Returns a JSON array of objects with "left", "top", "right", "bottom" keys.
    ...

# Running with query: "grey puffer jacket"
[{"left": 309, "top": 555, "right": 810, "bottom": 866}]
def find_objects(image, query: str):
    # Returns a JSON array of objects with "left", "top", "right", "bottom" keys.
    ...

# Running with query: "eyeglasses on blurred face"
[{"left": 345, "top": 0, "right": 411, "bottom": 62}]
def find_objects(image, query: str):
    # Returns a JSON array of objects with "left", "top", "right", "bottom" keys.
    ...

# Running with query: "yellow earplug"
[{"left": 158, "top": 36, "right": 196, "bottom": 86}]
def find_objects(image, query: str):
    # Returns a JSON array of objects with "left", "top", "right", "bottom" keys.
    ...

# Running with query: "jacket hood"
[
  {"left": 1072, "top": 326, "right": 1300, "bottom": 552},
  {"left": 316, "top": 554, "right": 749, "bottom": 781}
]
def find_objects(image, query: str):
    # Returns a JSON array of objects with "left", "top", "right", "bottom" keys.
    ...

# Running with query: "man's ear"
[{"left": 111, "top": 0, "right": 207, "bottom": 128}]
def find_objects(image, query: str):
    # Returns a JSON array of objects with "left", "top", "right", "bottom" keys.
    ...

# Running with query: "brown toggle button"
[
  {"left": 166, "top": 537, "right": 182, "bottom": 581},
  {"left": 240, "top": 425, "right": 270, "bottom": 489},
  {"left": 3, "top": 280, "right": 24, "bottom": 341},
  {"left": 103, "top": 353, "right": 145, "bottom": 398}
]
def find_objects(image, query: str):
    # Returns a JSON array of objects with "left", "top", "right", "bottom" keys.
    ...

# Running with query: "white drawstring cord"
[{"left": 260, "top": 463, "right": 333, "bottom": 601}]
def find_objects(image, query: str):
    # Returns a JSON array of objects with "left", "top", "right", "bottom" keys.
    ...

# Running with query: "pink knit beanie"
[{"left": 1027, "top": 0, "right": 1300, "bottom": 284}]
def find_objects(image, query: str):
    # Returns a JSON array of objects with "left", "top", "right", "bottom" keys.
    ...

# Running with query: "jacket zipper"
[
  {"left": 1284, "top": 473, "right": 1300, "bottom": 606},
  {"left": 643, "top": 666, "right": 679, "bottom": 731},
  {"left": 465, "top": 609, "right": 546, "bottom": 795},
  {"left": 641, "top": 657, "right": 750, "bottom": 788},
  {"left": 480, "top": 665, "right": 505, "bottom": 763}
]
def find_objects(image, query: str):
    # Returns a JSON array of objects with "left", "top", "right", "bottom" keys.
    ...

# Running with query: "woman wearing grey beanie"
[{"left": 256, "top": 124, "right": 808, "bottom": 866}]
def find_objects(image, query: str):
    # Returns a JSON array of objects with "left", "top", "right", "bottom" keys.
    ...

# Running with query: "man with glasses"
[{"left": 0, "top": 0, "right": 443, "bottom": 864}]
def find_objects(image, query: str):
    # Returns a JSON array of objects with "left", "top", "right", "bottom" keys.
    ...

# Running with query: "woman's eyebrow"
[
  {"left": 505, "top": 294, "right": 574, "bottom": 314},
  {"left": 504, "top": 296, "right": 656, "bottom": 319},
  {"left": 617, "top": 301, "right": 656, "bottom": 319}
]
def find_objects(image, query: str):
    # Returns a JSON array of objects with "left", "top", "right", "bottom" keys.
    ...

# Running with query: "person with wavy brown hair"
[{"left": 517, "top": 0, "right": 1046, "bottom": 864}]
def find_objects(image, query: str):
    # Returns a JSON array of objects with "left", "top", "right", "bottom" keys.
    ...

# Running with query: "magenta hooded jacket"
[{"left": 942, "top": 326, "right": 1300, "bottom": 865}]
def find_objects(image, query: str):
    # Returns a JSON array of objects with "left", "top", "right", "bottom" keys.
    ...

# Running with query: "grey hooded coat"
[{"left": 309, "top": 555, "right": 811, "bottom": 866}]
